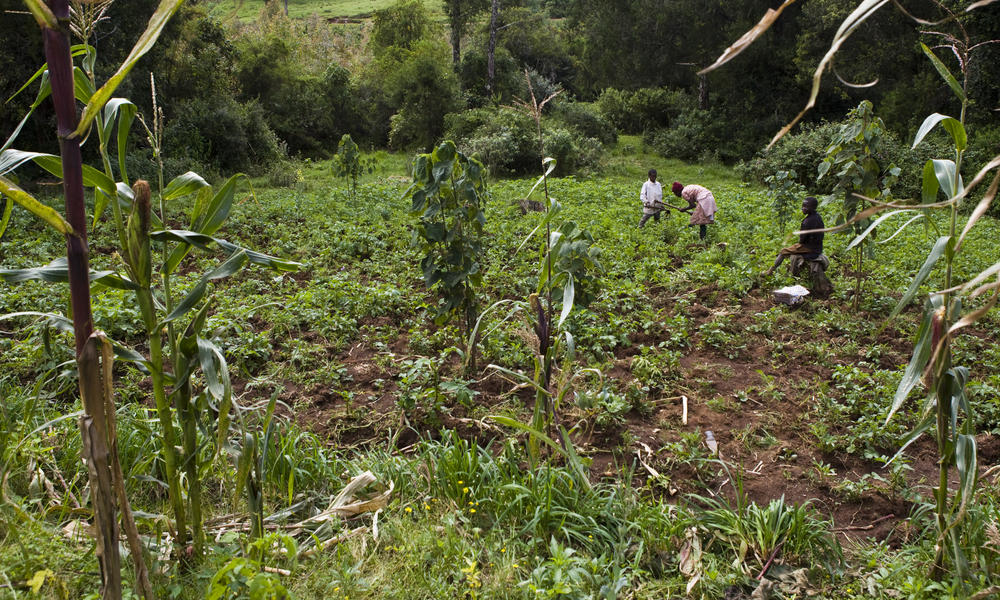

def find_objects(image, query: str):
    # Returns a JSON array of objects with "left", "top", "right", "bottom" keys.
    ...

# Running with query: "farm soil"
[{"left": 278, "top": 285, "right": 994, "bottom": 546}]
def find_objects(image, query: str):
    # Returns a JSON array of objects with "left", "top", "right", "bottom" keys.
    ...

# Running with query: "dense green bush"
[
  {"left": 384, "top": 40, "right": 464, "bottom": 150},
  {"left": 596, "top": 87, "right": 694, "bottom": 134},
  {"left": 445, "top": 107, "right": 603, "bottom": 176},
  {"left": 735, "top": 122, "right": 844, "bottom": 193},
  {"left": 370, "top": 0, "right": 436, "bottom": 55},
  {"left": 458, "top": 47, "right": 523, "bottom": 107},
  {"left": 550, "top": 100, "right": 617, "bottom": 147}
]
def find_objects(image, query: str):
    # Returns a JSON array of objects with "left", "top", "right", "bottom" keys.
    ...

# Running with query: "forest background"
[{"left": 2, "top": 0, "right": 997, "bottom": 188}]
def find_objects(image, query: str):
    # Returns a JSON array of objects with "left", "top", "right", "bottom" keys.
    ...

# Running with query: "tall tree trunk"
[
  {"left": 486, "top": 0, "right": 499, "bottom": 98},
  {"left": 449, "top": 0, "right": 461, "bottom": 66},
  {"left": 42, "top": 1, "right": 122, "bottom": 597}
]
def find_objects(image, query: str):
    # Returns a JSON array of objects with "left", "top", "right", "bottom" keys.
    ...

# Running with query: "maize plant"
[{"left": 0, "top": 0, "right": 300, "bottom": 576}]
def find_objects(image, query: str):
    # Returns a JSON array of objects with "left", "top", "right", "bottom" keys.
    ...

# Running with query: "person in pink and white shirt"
[{"left": 672, "top": 181, "right": 717, "bottom": 241}]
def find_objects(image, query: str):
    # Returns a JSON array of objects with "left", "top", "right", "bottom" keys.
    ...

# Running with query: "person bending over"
[
  {"left": 639, "top": 169, "right": 664, "bottom": 227},
  {"left": 672, "top": 181, "right": 717, "bottom": 240},
  {"left": 764, "top": 196, "right": 825, "bottom": 276}
]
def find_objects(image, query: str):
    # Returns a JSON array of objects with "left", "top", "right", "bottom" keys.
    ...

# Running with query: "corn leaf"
[
  {"left": 72, "top": 66, "right": 94, "bottom": 105},
  {"left": 844, "top": 209, "right": 911, "bottom": 252},
  {"left": 954, "top": 434, "right": 977, "bottom": 507},
  {"left": 151, "top": 229, "right": 301, "bottom": 272},
  {"left": 921, "top": 43, "right": 966, "bottom": 103},
  {"left": 955, "top": 168, "right": 998, "bottom": 253},
  {"left": 931, "top": 159, "right": 960, "bottom": 199},
  {"left": 74, "top": 0, "right": 185, "bottom": 139},
  {"left": 2, "top": 72, "right": 51, "bottom": 154},
  {"left": 197, "top": 337, "right": 233, "bottom": 454},
  {"left": 891, "top": 236, "right": 951, "bottom": 318},
  {"left": 887, "top": 296, "right": 940, "bottom": 424},
  {"left": 164, "top": 171, "right": 210, "bottom": 201},
  {"left": 767, "top": 0, "right": 890, "bottom": 146},
  {"left": 698, "top": 0, "right": 799, "bottom": 75},
  {"left": 558, "top": 274, "right": 574, "bottom": 327},
  {"left": 102, "top": 98, "right": 138, "bottom": 186},
  {"left": 0, "top": 257, "right": 137, "bottom": 290},
  {"left": 912, "top": 113, "right": 967, "bottom": 151},
  {"left": 887, "top": 410, "right": 936, "bottom": 465},
  {"left": 0, "top": 195, "right": 13, "bottom": 241},
  {"left": 193, "top": 173, "right": 245, "bottom": 235},
  {"left": 22, "top": 0, "right": 58, "bottom": 29},
  {"left": 0, "top": 175, "right": 73, "bottom": 236}
]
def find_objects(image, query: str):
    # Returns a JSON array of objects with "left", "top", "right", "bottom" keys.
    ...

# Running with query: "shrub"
[
  {"left": 445, "top": 107, "right": 603, "bottom": 176},
  {"left": 550, "top": 100, "right": 617, "bottom": 147},
  {"left": 370, "top": 0, "right": 436, "bottom": 55},
  {"left": 383, "top": 40, "right": 464, "bottom": 150},
  {"left": 736, "top": 121, "right": 849, "bottom": 193},
  {"left": 596, "top": 87, "right": 694, "bottom": 134}
]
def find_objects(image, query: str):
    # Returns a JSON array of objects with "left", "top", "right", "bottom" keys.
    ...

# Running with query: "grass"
[{"left": 203, "top": 0, "right": 443, "bottom": 22}]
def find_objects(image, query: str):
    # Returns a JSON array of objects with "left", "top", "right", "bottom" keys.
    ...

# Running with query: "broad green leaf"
[
  {"left": 150, "top": 229, "right": 301, "bottom": 272},
  {"left": 887, "top": 410, "right": 936, "bottom": 465},
  {"left": 193, "top": 173, "right": 245, "bottom": 235},
  {"left": 921, "top": 43, "right": 966, "bottom": 103},
  {"left": 197, "top": 338, "right": 233, "bottom": 453},
  {"left": 0, "top": 257, "right": 137, "bottom": 290},
  {"left": 558, "top": 274, "right": 574, "bottom": 328},
  {"left": 921, "top": 160, "right": 939, "bottom": 204},
  {"left": 104, "top": 98, "right": 138, "bottom": 185},
  {"left": 0, "top": 150, "right": 116, "bottom": 198},
  {"left": 164, "top": 171, "right": 209, "bottom": 201},
  {"left": 912, "top": 113, "right": 967, "bottom": 151},
  {"left": 0, "top": 195, "right": 13, "bottom": 240},
  {"left": 891, "top": 235, "right": 951, "bottom": 318},
  {"left": 235, "top": 433, "right": 255, "bottom": 493},
  {"left": 74, "top": 0, "right": 185, "bottom": 139},
  {"left": 954, "top": 434, "right": 977, "bottom": 505},
  {"left": 72, "top": 66, "right": 94, "bottom": 105},
  {"left": 161, "top": 281, "right": 208, "bottom": 324},
  {"left": 887, "top": 296, "right": 940, "bottom": 423},
  {"left": 160, "top": 251, "right": 250, "bottom": 325},
  {"left": 0, "top": 175, "right": 72, "bottom": 235},
  {"left": 931, "top": 159, "right": 959, "bottom": 199},
  {"left": 2, "top": 72, "right": 52, "bottom": 154}
]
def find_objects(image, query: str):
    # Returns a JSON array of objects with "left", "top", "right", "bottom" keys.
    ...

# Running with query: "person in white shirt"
[{"left": 639, "top": 169, "right": 664, "bottom": 227}]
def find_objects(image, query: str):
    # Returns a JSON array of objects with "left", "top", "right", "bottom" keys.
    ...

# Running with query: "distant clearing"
[{"left": 203, "top": 0, "right": 442, "bottom": 21}]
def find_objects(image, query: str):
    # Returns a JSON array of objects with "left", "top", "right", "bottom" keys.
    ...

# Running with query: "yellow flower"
[
  {"left": 457, "top": 480, "right": 464, "bottom": 484},
  {"left": 501, "top": 548, "right": 506, "bottom": 553},
  {"left": 470, "top": 508, "right": 476, "bottom": 514},
  {"left": 424, "top": 504, "right": 431, "bottom": 510},
  {"left": 463, "top": 487, "right": 470, "bottom": 494},
  {"left": 405, "top": 506, "right": 412, "bottom": 513}
]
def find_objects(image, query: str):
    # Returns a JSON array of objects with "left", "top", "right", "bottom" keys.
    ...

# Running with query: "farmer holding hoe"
[
  {"left": 763, "top": 196, "right": 825, "bottom": 276},
  {"left": 638, "top": 168, "right": 664, "bottom": 227},
  {"left": 672, "top": 181, "right": 718, "bottom": 241}
]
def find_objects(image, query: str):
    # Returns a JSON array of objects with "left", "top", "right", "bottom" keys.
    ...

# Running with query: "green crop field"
[{"left": 3, "top": 0, "right": 999, "bottom": 597}]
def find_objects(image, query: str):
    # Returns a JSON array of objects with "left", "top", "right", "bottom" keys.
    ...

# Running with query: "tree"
[{"left": 442, "top": 0, "right": 489, "bottom": 66}]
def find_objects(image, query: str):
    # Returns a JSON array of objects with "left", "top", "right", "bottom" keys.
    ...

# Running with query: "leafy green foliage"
[
  {"left": 406, "top": 140, "right": 487, "bottom": 330},
  {"left": 330, "top": 134, "right": 374, "bottom": 196}
]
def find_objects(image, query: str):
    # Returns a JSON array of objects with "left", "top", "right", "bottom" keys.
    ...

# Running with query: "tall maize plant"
[
  {"left": 0, "top": 1, "right": 183, "bottom": 597},
  {"left": 701, "top": 0, "right": 1000, "bottom": 583},
  {"left": 1, "top": 0, "right": 300, "bottom": 594}
]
